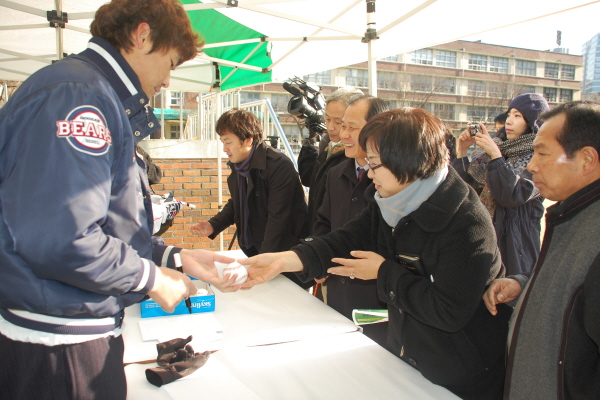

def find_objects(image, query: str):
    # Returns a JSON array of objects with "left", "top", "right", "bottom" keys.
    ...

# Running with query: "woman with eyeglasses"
[{"left": 240, "top": 108, "right": 510, "bottom": 400}]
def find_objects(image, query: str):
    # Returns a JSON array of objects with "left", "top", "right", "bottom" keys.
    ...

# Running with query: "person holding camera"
[
  {"left": 453, "top": 93, "right": 549, "bottom": 276},
  {"left": 297, "top": 87, "right": 364, "bottom": 235}
]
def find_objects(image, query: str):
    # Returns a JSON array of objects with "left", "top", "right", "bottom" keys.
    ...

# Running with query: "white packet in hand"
[{"left": 214, "top": 261, "right": 248, "bottom": 285}]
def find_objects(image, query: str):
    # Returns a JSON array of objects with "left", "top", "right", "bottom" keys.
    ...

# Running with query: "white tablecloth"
[
  {"left": 123, "top": 250, "right": 459, "bottom": 399},
  {"left": 125, "top": 332, "right": 459, "bottom": 400},
  {"left": 123, "top": 251, "right": 358, "bottom": 364}
]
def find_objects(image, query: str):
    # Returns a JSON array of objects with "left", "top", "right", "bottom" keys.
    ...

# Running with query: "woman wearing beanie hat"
[{"left": 452, "top": 93, "right": 549, "bottom": 276}]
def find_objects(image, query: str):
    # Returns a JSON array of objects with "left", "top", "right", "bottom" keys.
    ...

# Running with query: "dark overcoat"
[
  {"left": 313, "top": 158, "right": 387, "bottom": 345},
  {"left": 293, "top": 168, "right": 511, "bottom": 400},
  {"left": 208, "top": 142, "right": 308, "bottom": 254}
]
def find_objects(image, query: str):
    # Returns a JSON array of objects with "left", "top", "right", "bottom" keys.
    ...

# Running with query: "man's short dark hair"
[
  {"left": 216, "top": 109, "right": 263, "bottom": 144},
  {"left": 359, "top": 108, "right": 449, "bottom": 184},
  {"left": 91, "top": 0, "right": 202, "bottom": 65},
  {"left": 348, "top": 95, "right": 390, "bottom": 121},
  {"left": 540, "top": 101, "right": 600, "bottom": 159}
]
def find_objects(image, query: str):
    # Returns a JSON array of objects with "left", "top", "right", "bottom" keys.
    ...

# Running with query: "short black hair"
[
  {"left": 359, "top": 108, "right": 449, "bottom": 184},
  {"left": 540, "top": 101, "right": 600, "bottom": 159},
  {"left": 216, "top": 108, "right": 263, "bottom": 145}
]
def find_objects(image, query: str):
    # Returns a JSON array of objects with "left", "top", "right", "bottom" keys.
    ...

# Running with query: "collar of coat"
[
  {"left": 228, "top": 142, "right": 283, "bottom": 171},
  {"left": 332, "top": 157, "right": 372, "bottom": 184},
  {"left": 365, "top": 167, "right": 470, "bottom": 233},
  {"left": 545, "top": 177, "right": 600, "bottom": 227},
  {"left": 77, "top": 37, "right": 159, "bottom": 146}
]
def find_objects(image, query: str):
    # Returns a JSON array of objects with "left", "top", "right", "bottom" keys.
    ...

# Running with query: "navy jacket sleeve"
[{"left": 486, "top": 157, "right": 540, "bottom": 207}]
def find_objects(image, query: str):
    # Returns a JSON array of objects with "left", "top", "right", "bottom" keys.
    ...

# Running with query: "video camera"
[{"left": 283, "top": 76, "right": 326, "bottom": 138}]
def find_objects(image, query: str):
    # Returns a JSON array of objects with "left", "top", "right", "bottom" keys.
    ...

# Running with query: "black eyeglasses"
[{"left": 364, "top": 158, "right": 384, "bottom": 171}]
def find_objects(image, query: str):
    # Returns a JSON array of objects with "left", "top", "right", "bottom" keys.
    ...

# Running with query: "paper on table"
[
  {"left": 138, "top": 312, "right": 223, "bottom": 344},
  {"left": 162, "top": 356, "right": 262, "bottom": 400}
]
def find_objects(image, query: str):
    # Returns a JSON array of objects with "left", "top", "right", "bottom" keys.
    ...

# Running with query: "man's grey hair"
[{"left": 326, "top": 86, "right": 364, "bottom": 107}]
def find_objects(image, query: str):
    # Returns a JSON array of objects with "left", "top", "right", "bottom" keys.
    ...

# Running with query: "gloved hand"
[{"left": 145, "top": 336, "right": 210, "bottom": 387}]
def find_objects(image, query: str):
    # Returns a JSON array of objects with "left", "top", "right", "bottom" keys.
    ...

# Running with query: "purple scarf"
[{"left": 234, "top": 144, "right": 257, "bottom": 249}]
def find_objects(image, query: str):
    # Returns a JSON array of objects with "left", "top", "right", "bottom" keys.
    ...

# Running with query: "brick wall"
[{"left": 150, "top": 158, "right": 239, "bottom": 252}]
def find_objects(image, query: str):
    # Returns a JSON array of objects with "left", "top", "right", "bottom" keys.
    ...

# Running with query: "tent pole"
[
  {"left": 55, "top": 0, "right": 64, "bottom": 61},
  {"left": 364, "top": 0, "right": 377, "bottom": 96},
  {"left": 368, "top": 41, "right": 377, "bottom": 96},
  {"left": 216, "top": 91, "right": 224, "bottom": 251}
]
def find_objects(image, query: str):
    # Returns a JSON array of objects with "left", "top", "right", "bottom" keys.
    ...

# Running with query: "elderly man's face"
[
  {"left": 340, "top": 99, "right": 369, "bottom": 163},
  {"left": 527, "top": 113, "right": 582, "bottom": 202}
]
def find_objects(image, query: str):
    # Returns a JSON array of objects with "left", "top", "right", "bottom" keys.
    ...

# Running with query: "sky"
[{"left": 458, "top": 1, "right": 600, "bottom": 56}]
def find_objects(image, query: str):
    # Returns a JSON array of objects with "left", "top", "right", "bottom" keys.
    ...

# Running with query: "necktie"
[{"left": 357, "top": 167, "right": 365, "bottom": 181}]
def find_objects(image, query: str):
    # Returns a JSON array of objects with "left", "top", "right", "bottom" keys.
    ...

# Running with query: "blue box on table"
[{"left": 140, "top": 280, "right": 215, "bottom": 318}]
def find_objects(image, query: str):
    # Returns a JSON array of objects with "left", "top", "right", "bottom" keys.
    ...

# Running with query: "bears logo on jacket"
[{"left": 56, "top": 105, "right": 112, "bottom": 155}]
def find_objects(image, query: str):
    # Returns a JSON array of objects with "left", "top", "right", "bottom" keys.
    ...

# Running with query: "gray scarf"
[{"left": 375, "top": 167, "right": 448, "bottom": 228}]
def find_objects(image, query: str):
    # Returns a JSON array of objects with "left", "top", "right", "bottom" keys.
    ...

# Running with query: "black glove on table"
[{"left": 145, "top": 335, "right": 210, "bottom": 387}]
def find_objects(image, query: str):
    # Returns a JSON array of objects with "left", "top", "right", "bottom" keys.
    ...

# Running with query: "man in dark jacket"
[
  {"left": 190, "top": 109, "right": 309, "bottom": 286},
  {"left": 484, "top": 101, "right": 600, "bottom": 400},
  {"left": 0, "top": 2, "right": 238, "bottom": 399},
  {"left": 297, "top": 87, "right": 363, "bottom": 234},
  {"left": 313, "top": 95, "right": 389, "bottom": 345}
]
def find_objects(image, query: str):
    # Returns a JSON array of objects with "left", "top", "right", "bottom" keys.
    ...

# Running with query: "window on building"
[
  {"left": 169, "top": 91, "right": 181, "bottom": 106},
  {"left": 435, "top": 51, "right": 456, "bottom": 68},
  {"left": 489, "top": 57, "right": 508, "bottom": 73},
  {"left": 467, "top": 106, "right": 487, "bottom": 121},
  {"left": 487, "top": 83, "right": 507, "bottom": 98},
  {"left": 271, "top": 94, "right": 290, "bottom": 113},
  {"left": 467, "top": 80, "right": 487, "bottom": 97},
  {"left": 380, "top": 54, "right": 398, "bottom": 62},
  {"left": 516, "top": 60, "right": 536, "bottom": 76},
  {"left": 240, "top": 92, "right": 261, "bottom": 104},
  {"left": 411, "top": 49, "right": 433, "bottom": 65},
  {"left": 468, "top": 54, "right": 487, "bottom": 71},
  {"left": 560, "top": 89, "right": 573, "bottom": 102},
  {"left": 543, "top": 87, "right": 557, "bottom": 102},
  {"left": 434, "top": 77, "right": 456, "bottom": 94},
  {"left": 281, "top": 124, "right": 300, "bottom": 142},
  {"left": 386, "top": 99, "right": 400, "bottom": 109},
  {"left": 488, "top": 108, "right": 504, "bottom": 121},
  {"left": 346, "top": 69, "right": 368, "bottom": 87},
  {"left": 378, "top": 71, "right": 402, "bottom": 90},
  {"left": 433, "top": 104, "right": 455, "bottom": 120},
  {"left": 303, "top": 71, "right": 330, "bottom": 85},
  {"left": 411, "top": 75, "right": 433, "bottom": 92},
  {"left": 521, "top": 86, "right": 536, "bottom": 94},
  {"left": 561, "top": 65, "right": 575, "bottom": 80},
  {"left": 169, "top": 124, "right": 180, "bottom": 139},
  {"left": 545, "top": 63, "right": 559, "bottom": 79}
]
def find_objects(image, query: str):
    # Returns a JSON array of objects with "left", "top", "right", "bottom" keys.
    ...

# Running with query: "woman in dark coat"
[
  {"left": 453, "top": 93, "right": 549, "bottom": 276},
  {"left": 241, "top": 108, "right": 511, "bottom": 400}
]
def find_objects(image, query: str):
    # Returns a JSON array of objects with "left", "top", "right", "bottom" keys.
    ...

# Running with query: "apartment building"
[
  {"left": 241, "top": 39, "right": 582, "bottom": 141},
  {"left": 145, "top": 39, "right": 582, "bottom": 146}
]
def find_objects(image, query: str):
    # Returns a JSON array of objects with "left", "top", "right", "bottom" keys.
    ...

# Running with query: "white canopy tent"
[{"left": 1, "top": 0, "right": 599, "bottom": 94}]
